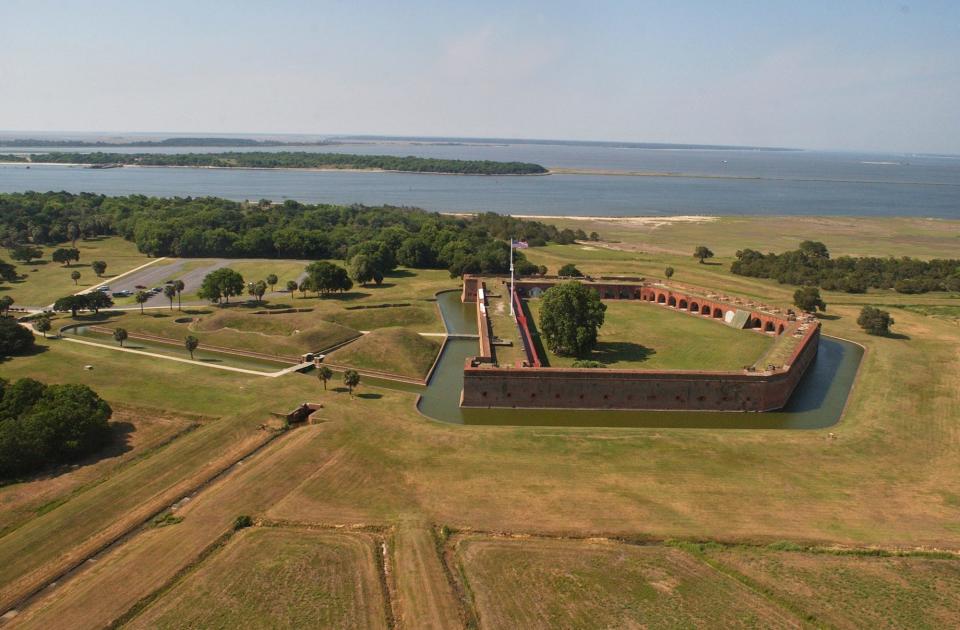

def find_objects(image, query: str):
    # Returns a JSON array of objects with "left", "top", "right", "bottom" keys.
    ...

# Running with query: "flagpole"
[{"left": 509, "top": 238, "right": 515, "bottom": 316}]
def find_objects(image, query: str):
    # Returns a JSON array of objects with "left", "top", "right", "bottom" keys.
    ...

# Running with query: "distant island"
[
  {"left": 0, "top": 151, "right": 549, "bottom": 175},
  {"left": 0, "top": 137, "right": 333, "bottom": 148}
]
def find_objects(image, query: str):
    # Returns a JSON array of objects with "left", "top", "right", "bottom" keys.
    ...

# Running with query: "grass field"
[
  {"left": 703, "top": 545, "right": 960, "bottom": 629},
  {"left": 1, "top": 216, "right": 959, "bottom": 628},
  {"left": 127, "top": 528, "right": 388, "bottom": 629},
  {"left": 456, "top": 537, "right": 800, "bottom": 629},
  {"left": 1, "top": 236, "right": 151, "bottom": 306},
  {"left": 525, "top": 298, "right": 774, "bottom": 369},
  {"left": 324, "top": 328, "right": 442, "bottom": 379}
]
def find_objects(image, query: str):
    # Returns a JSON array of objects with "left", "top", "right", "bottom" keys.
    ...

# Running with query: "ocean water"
[{"left": 0, "top": 141, "right": 957, "bottom": 217}]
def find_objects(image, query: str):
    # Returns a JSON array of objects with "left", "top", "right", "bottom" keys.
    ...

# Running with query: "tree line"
[
  {"left": 0, "top": 378, "right": 113, "bottom": 479},
  {"left": 0, "top": 193, "right": 592, "bottom": 280},
  {"left": 731, "top": 241, "right": 960, "bottom": 294},
  {"left": 2, "top": 151, "right": 549, "bottom": 175}
]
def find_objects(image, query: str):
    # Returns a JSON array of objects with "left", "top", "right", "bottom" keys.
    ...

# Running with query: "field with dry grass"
[
  {"left": 126, "top": 528, "right": 388, "bottom": 629},
  {"left": 455, "top": 537, "right": 800, "bottom": 629}
]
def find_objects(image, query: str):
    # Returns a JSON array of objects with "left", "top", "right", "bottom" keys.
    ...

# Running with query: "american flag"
[{"left": 511, "top": 239, "right": 529, "bottom": 249}]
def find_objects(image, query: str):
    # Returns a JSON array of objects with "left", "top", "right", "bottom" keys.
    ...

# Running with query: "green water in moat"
[{"left": 416, "top": 291, "right": 863, "bottom": 429}]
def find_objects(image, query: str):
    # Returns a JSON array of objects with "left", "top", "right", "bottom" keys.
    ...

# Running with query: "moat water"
[{"left": 416, "top": 291, "right": 863, "bottom": 430}]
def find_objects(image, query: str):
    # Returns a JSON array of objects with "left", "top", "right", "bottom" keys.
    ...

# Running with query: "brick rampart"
[
  {"left": 462, "top": 325, "right": 818, "bottom": 412},
  {"left": 460, "top": 275, "right": 820, "bottom": 412}
]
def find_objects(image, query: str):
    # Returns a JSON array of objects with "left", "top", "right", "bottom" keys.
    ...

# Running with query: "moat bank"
[{"left": 417, "top": 291, "right": 863, "bottom": 429}]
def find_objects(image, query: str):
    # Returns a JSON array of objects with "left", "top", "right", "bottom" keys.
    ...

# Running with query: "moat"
[{"left": 416, "top": 290, "right": 863, "bottom": 429}]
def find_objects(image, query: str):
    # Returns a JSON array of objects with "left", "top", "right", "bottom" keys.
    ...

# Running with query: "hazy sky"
[{"left": 1, "top": 1, "right": 958, "bottom": 153}]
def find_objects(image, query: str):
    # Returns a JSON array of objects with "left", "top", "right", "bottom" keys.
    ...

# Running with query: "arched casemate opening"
[
  {"left": 668, "top": 296, "right": 677, "bottom": 307},
  {"left": 765, "top": 321, "right": 775, "bottom": 333},
  {"left": 657, "top": 294, "right": 666, "bottom": 304},
  {"left": 690, "top": 302, "right": 699, "bottom": 313},
  {"left": 778, "top": 324, "right": 785, "bottom": 335},
  {"left": 678, "top": 299, "right": 688, "bottom": 310}
]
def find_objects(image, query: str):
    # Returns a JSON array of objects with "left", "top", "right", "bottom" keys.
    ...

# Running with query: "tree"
[
  {"left": 793, "top": 287, "right": 826, "bottom": 313},
  {"left": 343, "top": 369, "right": 360, "bottom": 397},
  {"left": 163, "top": 284, "right": 177, "bottom": 309},
  {"left": 135, "top": 290, "right": 150, "bottom": 314},
  {"left": 113, "top": 327, "right": 128, "bottom": 347},
  {"left": 664, "top": 267, "right": 674, "bottom": 279},
  {"left": 857, "top": 306, "right": 894, "bottom": 336},
  {"left": 348, "top": 253, "right": 376, "bottom": 286},
  {"left": 91, "top": 260, "right": 107, "bottom": 277},
  {"left": 248, "top": 280, "right": 267, "bottom": 303},
  {"left": 11, "top": 245, "right": 42, "bottom": 264},
  {"left": 286, "top": 279, "right": 298, "bottom": 294},
  {"left": 67, "top": 222, "right": 80, "bottom": 247},
  {"left": 316, "top": 365, "right": 333, "bottom": 390},
  {"left": 0, "top": 317, "right": 34, "bottom": 356},
  {"left": 184, "top": 335, "right": 199, "bottom": 359},
  {"left": 304, "top": 261, "right": 352, "bottom": 295},
  {"left": 538, "top": 282, "right": 607, "bottom": 356},
  {"left": 53, "top": 294, "right": 88, "bottom": 318},
  {"left": 266, "top": 274, "right": 278, "bottom": 293},
  {"left": 70, "top": 270, "right": 81, "bottom": 285},
  {"left": 0, "top": 296, "right": 13, "bottom": 316},
  {"left": 0, "top": 259, "right": 17, "bottom": 283},
  {"left": 198, "top": 268, "right": 244, "bottom": 304},
  {"left": 174, "top": 279, "right": 185, "bottom": 310},
  {"left": 0, "top": 379, "right": 112, "bottom": 479},
  {"left": 52, "top": 248, "right": 80, "bottom": 267},
  {"left": 86, "top": 291, "right": 113, "bottom": 313},
  {"left": 694, "top": 246, "right": 714, "bottom": 264},
  {"left": 799, "top": 240, "right": 830, "bottom": 260},
  {"left": 35, "top": 315, "right": 52, "bottom": 338},
  {"left": 589, "top": 232, "right": 600, "bottom": 241},
  {"left": 558, "top": 263, "right": 583, "bottom": 277}
]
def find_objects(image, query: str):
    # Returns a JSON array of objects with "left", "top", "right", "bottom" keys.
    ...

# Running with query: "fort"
[{"left": 459, "top": 274, "right": 821, "bottom": 412}]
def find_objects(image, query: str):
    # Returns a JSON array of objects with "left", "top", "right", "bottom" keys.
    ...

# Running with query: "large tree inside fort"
[{"left": 538, "top": 282, "right": 607, "bottom": 357}]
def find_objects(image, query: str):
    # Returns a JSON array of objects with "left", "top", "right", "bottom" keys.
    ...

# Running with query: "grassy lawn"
[
  {"left": 128, "top": 528, "right": 387, "bottom": 630},
  {"left": 524, "top": 298, "right": 774, "bottom": 370},
  {"left": 456, "top": 537, "right": 799, "bottom": 629},
  {"left": 324, "top": 327, "right": 442, "bottom": 379},
  {"left": 1, "top": 236, "right": 151, "bottom": 307}
]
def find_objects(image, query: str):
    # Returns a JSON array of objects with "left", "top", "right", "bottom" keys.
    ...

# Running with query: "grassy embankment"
[
  {"left": 324, "top": 328, "right": 442, "bottom": 380},
  {"left": 1, "top": 236, "right": 151, "bottom": 307},
  {"left": 1, "top": 217, "right": 959, "bottom": 627},
  {"left": 524, "top": 298, "right": 773, "bottom": 370}
]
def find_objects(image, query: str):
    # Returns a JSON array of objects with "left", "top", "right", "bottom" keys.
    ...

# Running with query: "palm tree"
[
  {"left": 184, "top": 335, "right": 199, "bottom": 360},
  {"left": 113, "top": 327, "right": 128, "bottom": 347},
  {"left": 174, "top": 280, "right": 185, "bottom": 310},
  {"left": 164, "top": 285, "right": 177, "bottom": 310},
  {"left": 266, "top": 274, "right": 278, "bottom": 294},
  {"left": 71, "top": 270, "right": 81, "bottom": 285},
  {"left": 316, "top": 365, "right": 333, "bottom": 390},
  {"left": 343, "top": 369, "right": 360, "bottom": 398},
  {"left": 135, "top": 290, "right": 149, "bottom": 314}
]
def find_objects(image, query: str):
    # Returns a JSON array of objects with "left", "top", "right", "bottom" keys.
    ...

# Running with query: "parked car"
[
  {"left": 112, "top": 290, "right": 132, "bottom": 298},
  {"left": 97, "top": 286, "right": 111, "bottom": 292}
]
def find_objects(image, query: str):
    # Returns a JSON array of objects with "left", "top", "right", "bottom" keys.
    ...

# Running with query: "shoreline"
[
  {"left": 2, "top": 160, "right": 955, "bottom": 187},
  {"left": 0, "top": 161, "right": 549, "bottom": 177}
]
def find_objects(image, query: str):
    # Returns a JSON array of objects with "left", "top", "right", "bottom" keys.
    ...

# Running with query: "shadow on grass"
[
  {"left": 332, "top": 386, "right": 350, "bottom": 393},
  {"left": 357, "top": 283, "right": 396, "bottom": 290},
  {"left": 0, "top": 344, "right": 50, "bottom": 363},
  {"left": 357, "top": 392, "right": 382, "bottom": 399},
  {"left": 881, "top": 331, "right": 911, "bottom": 340},
  {"left": 816, "top": 313, "right": 841, "bottom": 321},
  {"left": 586, "top": 341, "right": 657, "bottom": 365},
  {"left": 387, "top": 269, "right": 416, "bottom": 278}
]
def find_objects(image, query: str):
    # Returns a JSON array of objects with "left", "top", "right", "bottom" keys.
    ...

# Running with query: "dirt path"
[{"left": 393, "top": 525, "right": 464, "bottom": 629}]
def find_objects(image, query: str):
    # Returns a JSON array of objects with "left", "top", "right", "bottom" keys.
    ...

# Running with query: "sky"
[{"left": 1, "top": 1, "right": 958, "bottom": 153}]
